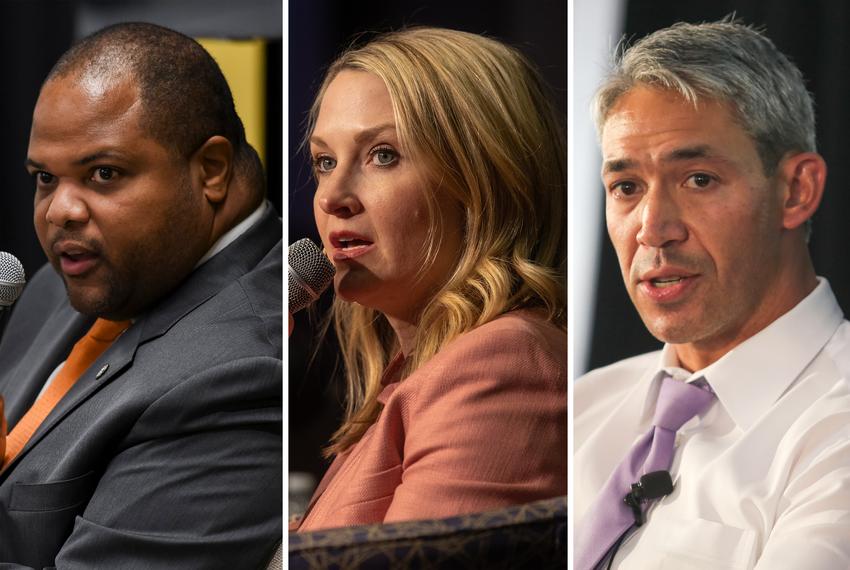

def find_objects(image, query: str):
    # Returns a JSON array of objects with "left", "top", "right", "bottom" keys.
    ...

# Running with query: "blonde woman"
[{"left": 294, "top": 27, "right": 566, "bottom": 531}]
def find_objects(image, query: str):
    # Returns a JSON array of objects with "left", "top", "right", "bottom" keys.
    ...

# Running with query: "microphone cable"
[{"left": 602, "top": 470, "right": 674, "bottom": 570}]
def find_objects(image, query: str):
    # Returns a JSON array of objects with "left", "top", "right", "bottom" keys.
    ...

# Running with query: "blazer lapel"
[{"left": 294, "top": 451, "right": 349, "bottom": 531}]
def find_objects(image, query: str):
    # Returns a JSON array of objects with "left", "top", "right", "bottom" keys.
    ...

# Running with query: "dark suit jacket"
[{"left": 0, "top": 207, "right": 282, "bottom": 569}]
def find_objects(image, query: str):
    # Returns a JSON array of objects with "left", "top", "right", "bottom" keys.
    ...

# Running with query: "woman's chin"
[{"left": 334, "top": 275, "right": 378, "bottom": 306}]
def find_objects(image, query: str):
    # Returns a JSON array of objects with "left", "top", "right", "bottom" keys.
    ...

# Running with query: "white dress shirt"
[{"left": 575, "top": 278, "right": 850, "bottom": 569}]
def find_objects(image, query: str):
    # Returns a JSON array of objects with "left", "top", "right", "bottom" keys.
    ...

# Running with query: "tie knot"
[
  {"left": 652, "top": 375, "right": 715, "bottom": 431},
  {"left": 88, "top": 319, "right": 131, "bottom": 343}
]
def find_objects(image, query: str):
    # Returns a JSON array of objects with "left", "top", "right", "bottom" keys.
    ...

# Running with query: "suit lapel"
[
  {"left": 30, "top": 323, "right": 141, "bottom": 442},
  {"left": 2, "top": 323, "right": 140, "bottom": 474},
  {"left": 138, "top": 205, "right": 281, "bottom": 344},
  {"left": 3, "top": 304, "right": 90, "bottom": 428}
]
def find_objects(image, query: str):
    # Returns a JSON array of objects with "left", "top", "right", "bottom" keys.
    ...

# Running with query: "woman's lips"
[
  {"left": 329, "top": 234, "right": 374, "bottom": 261},
  {"left": 331, "top": 241, "right": 375, "bottom": 261}
]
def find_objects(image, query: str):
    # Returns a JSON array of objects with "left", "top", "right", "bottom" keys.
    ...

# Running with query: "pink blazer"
[{"left": 295, "top": 310, "right": 567, "bottom": 531}]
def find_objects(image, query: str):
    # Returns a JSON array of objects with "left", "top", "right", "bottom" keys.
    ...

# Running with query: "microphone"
[
  {"left": 288, "top": 238, "right": 335, "bottom": 314},
  {"left": 623, "top": 470, "right": 674, "bottom": 526},
  {"left": 0, "top": 251, "right": 25, "bottom": 312}
]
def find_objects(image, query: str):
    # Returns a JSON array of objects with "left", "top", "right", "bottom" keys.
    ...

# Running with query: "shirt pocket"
[
  {"left": 642, "top": 515, "right": 757, "bottom": 570},
  {"left": 9, "top": 470, "right": 97, "bottom": 512}
]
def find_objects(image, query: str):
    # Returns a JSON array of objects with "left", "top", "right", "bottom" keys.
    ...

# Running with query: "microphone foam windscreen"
[
  {"left": 0, "top": 251, "right": 25, "bottom": 307},
  {"left": 288, "top": 238, "right": 335, "bottom": 314}
]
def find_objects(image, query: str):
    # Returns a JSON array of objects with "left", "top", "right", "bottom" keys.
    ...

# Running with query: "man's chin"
[
  {"left": 640, "top": 312, "right": 704, "bottom": 345},
  {"left": 64, "top": 284, "right": 117, "bottom": 318}
]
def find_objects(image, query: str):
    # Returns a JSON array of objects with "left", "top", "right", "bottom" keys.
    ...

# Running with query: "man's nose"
[
  {"left": 43, "top": 182, "right": 90, "bottom": 228},
  {"left": 635, "top": 187, "right": 687, "bottom": 248}
]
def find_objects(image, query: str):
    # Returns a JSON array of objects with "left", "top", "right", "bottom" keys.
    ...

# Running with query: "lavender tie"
[{"left": 575, "top": 375, "right": 715, "bottom": 570}]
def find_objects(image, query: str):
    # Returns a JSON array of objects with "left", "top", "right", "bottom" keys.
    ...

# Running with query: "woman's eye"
[
  {"left": 314, "top": 156, "right": 337, "bottom": 173},
  {"left": 371, "top": 148, "right": 398, "bottom": 167},
  {"left": 92, "top": 167, "right": 118, "bottom": 183}
]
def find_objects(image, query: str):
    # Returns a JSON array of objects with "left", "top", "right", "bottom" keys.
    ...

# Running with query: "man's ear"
[
  {"left": 778, "top": 152, "right": 827, "bottom": 231},
  {"left": 191, "top": 135, "right": 234, "bottom": 205}
]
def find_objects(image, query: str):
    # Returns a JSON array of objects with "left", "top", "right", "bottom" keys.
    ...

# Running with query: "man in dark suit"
[{"left": 0, "top": 23, "right": 281, "bottom": 568}]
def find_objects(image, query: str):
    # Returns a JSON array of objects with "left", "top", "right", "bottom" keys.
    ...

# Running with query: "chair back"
[{"left": 289, "top": 495, "right": 567, "bottom": 569}]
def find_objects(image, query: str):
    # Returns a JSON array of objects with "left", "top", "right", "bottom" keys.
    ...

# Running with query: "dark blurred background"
[
  {"left": 582, "top": 0, "right": 850, "bottom": 372},
  {"left": 288, "top": 0, "right": 566, "bottom": 489},
  {"left": 0, "top": 0, "right": 281, "bottom": 280}
]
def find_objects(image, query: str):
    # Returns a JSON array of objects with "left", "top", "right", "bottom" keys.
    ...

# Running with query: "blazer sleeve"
[
  {"left": 52, "top": 356, "right": 282, "bottom": 570},
  {"left": 383, "top": 322, "right": 567, "bottom": 523}
]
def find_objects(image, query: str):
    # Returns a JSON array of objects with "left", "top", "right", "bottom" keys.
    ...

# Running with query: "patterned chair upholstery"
[
  {"left": 266, "top": 542, "right": 283, "bottom": 569},
  {"left": 289, "top": 495, "right": 567, "bottom": 569}
]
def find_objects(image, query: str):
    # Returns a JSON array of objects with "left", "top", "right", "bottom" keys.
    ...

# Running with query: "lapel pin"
[{"left": 96, "top": 364, "right": 109, "bottom": 379}]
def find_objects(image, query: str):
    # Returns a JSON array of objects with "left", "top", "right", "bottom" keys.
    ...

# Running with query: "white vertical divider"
[{"left": 572, "top": 0, "right": 627, "bottom": 377}]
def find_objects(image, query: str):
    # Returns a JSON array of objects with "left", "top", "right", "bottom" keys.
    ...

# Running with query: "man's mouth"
[
  {"left": 53, "top": 241, "right": 101, "bottom": 277},
  {"left": 638, "top": 272, "right": 699, "bottom": 303},
  {"left": 59, "top": 252, "right": 99, "bottom": 277},
  {"left": 650, "top": 276, "right": 684, "bottom": 288}
]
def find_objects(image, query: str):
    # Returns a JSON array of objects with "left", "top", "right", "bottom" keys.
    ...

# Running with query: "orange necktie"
[{"left": 2, "top": 318, "right": 130, "bottom": 467}]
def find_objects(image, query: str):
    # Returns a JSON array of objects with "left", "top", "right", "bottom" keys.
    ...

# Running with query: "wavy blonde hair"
[{"left": 308, "top": 27, "right": 566, "bottom": 455}]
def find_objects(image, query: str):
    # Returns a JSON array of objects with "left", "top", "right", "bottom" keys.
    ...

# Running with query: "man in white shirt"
[{"left": 575, "top": 20, "right": 850, "bottom": 569}]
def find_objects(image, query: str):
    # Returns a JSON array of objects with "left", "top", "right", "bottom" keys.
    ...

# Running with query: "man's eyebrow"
[
  {"left": 602, "top": 145, "right": 725, "bottom": 175},
  {"left": 25, "top": 151, "right": 127, "bottom": 171},
  {"left": 76, "top": 151, "right": 125, "bottom": 165},
  {"left": 24, "top": 158, "right": 44, "bottom": 170},
  {"left": 602, "top": 158, "right": 636, "bottom": 174},
  {"left": 661, "top": 145, "right": 715, "bottom": 162}
]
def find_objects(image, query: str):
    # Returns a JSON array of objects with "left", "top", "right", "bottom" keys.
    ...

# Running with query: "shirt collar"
[
  {"left": 641, "top": 278, "right": 843, "bottom": 430},
  {"left": 194, "top": 201, "right": 269, "bottom": 268}
]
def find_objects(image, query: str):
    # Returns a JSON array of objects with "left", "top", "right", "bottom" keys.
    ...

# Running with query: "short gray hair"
[{"left": 593, "top": 20, "right": 816, "bottom": 174}]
